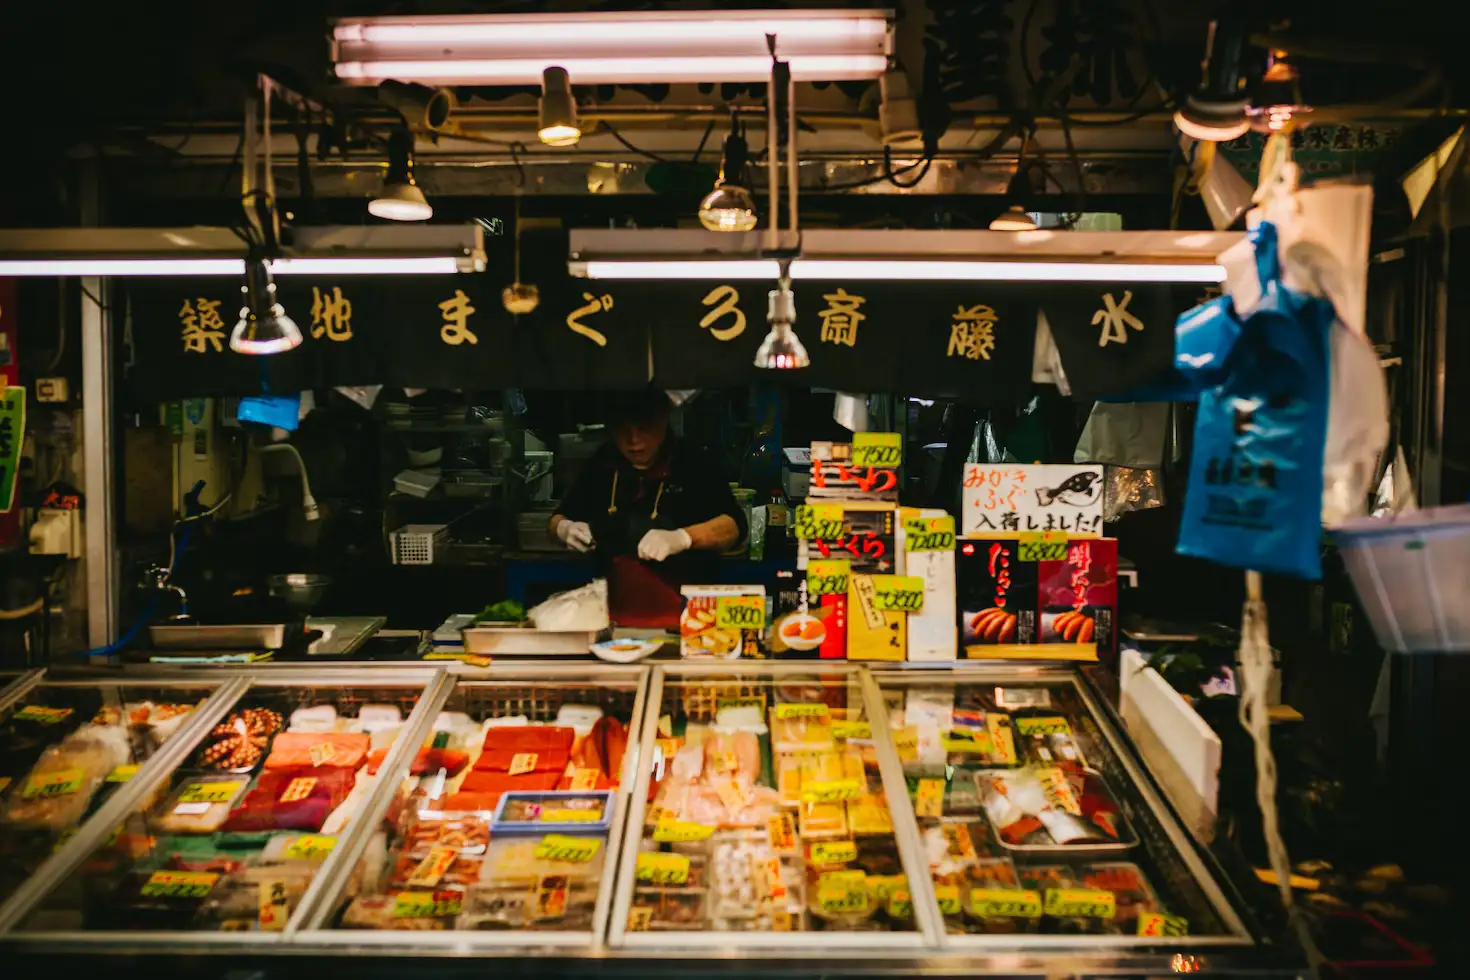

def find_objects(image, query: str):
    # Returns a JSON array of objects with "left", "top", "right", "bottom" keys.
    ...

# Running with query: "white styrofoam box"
[
  {"left": 1336, "top": 504, "right": 1470, "bottom": 654},
  {"left": 899, "top": 508, "right": 958, "bottom": 662},
  {"left": 1119, "top": 648, "right": 1221, "bottom": 843}
]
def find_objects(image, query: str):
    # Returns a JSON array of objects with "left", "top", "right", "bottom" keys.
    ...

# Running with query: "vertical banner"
[{"left": 0, "top": 384, "right": 23, "bottom": 513}]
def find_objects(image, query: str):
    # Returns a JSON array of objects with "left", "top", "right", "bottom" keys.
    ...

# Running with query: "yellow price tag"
[
  {"left": 635, "top": 852, "right": 690, "bottom": 885},
  {"left": 831, "top": 719, "right": 871, "bottom": 740},
  {"left": 904, "top": 516, "right": 956, "bottom": 551},
  {"left": 886, "top": 888, "right": 914, "bottom": 918},
  {"left": 866, "top": 874, "right": 906, "bottom": 904},
  {"left": 970, "top": 888, "right": 1043, "bottom": 918},
  {"left": 627, "top": 906, "right": 654, "bottom": 931},
  {"left": 22, "top": 768, "right": 84, "bottom": 799},
  {"left": 258, "top": 878, "right": 290, "bottom": 932},
  {"left": 406, "top": 845, "right": 458, "bottom": 888},
  {"left": 281, "top": 835, "right": 336, "bottom": 861},
  {"left": 177, "top": 780, "right": 245, "bottom": 804},
  {"left": 140, "top": 870, "right": 219, "bottom": 899},
  {"left": 847, "top": 800, "right": 893, "bottom": 835},
  {"left": 278, "top": 777, "right": 317, "bottom": 803},
  {"left": 106, "top": 764, "right": 139, "bottom": 784},
  {"left": 801, "top": 778, "right": 861, "bottom": 803},
  {"left": 568, "top": 768, "right": 601, "bottom": 791},
  {"left": 1044, "top": 888, "right": 1117, "bottom": 918},
  {"left": 507, "top": 752, "right": 538, "bottom": 776},
  {"left": 392, "top": 890, "right": 461, "bottom": 918},
  {"left": 652, "top": 820, "right": 714, "bottom": 843},
  {"left": 774, "top": 702, "right": 830, "bottom": 720},
  {"left": 870, "top": 575, "right": 925, "bottom": 613},
  {"left": 851, "top": 432, "right": 902, "bottom": 468},
  {"left": 806, "top": 558, "right": 851, "bottom": 597},
  {"left": 892, "top": 726, "right": 919, "bottom": 761},
  {"left": 714, "top": 595, "right": 765, "bottom": 630},
  {"left": 809, "top": 840, "right": 857, "bottom": 865},
  {"left": 542, "top": 807, "right": 603, "bottom": 823},
  {"left": 986, "top": 714, "right": 1017, "bottom": 765},
  {"left": 1015, "top": 716, "right": 1072, "bottom": 736},
  {"left": 794, "top": 503, "right": 844, "bottom": 540},
  {"left": 1036, "top": 766, "right": 1082, "bottom": 816},
  {"left": 1018, "top": 531, "right": 1068, "bottom": 562},
  {"left": 1138, "top": 911, "right": 1189, "bottom": 937},
  {"left": 533, "top": 835, "right": 601, "bottom": 863},
  {"left": 934, "top": 884, "right": 962, "bottom": 915},
  {"left": 816, "top": 872, "right": 869, "bottom": 914},
  {"left": 914, "top": 777, "right": 945, "bottom": 818},
  {"left": 766, "top": 812, "right": 798, "bottom": 853}
]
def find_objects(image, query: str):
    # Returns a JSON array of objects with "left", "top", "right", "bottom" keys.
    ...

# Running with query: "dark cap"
[{"left": 605, "top": 388, "right": 671, "bottom": 426}]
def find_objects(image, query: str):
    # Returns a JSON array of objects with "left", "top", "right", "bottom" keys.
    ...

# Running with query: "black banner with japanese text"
[{"left": 124, "top": 270, "right": 1199, "bottom": 403}]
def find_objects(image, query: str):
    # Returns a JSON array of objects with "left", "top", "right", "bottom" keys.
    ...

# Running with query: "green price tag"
[
  {"left": 715, "top": 595, "right": 764, "bottom": 630},
  {"left": 1018, "top": 531, "right": 1068, "bottom": 562},
  {"left": 533, "top": 835, "right": 601, "bottom": 863},
  {"left": 794, "top": 503, "right": 844, "bottom": 540},
  {"left": 851, "top": 432, "right": 902, "bottom": 468},
  {"left": 904, "top": 516, "right": 955, "bottom": 552},
  {"left": 0, "top": 387, "right": 26, "bottom": 513},
  {"left": 871, "top": 575, "right": 925, "bottom": 613},
  {"left": 806, "top": 558, "right": 850, "bottom": 596},
  {"left": 886, "top": 889, "right": 914, "bottom": 918},
  {"left": 1138, "top": 911, "right": 1190, "bottom": 937},
  {"left": 392, "top": 891, "right": 461, "bottom": 918},
  {"left": 934, "top": 885, "right": 962, "bottom": 916},
  {"left": 1044, "top": 888, "right": 1116, "bottom": 919}
]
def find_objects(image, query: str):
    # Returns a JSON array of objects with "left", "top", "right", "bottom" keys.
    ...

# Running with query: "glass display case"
[
  {"left": 866, "top": 666, "right": 1251, "bottom": 952},
  {"left": 0, "top": 663, "right": 1286, "bottom": 976},
  {"left": 0, "top": 667, "right": 447, "bottom": 944},
  {"left": 0, "top": 670, "right": 236, "bottom": 912},
  {"left": 297, "top": 664, "right": 647, "bottom": 949}
]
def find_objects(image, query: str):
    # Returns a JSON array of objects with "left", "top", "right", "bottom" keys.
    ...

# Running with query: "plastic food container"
[
  {"left": 152, "top": 775, "right": 252, "bottom": 834},
  {"left": 976, "top": 767, "right": 1138, "bottom": 856},
  {"left": 491, "top": 790, "right": 614, "bottom": 834},
  {"left": 1335, "top": 505, "right": 1470, "bottom": 653}
]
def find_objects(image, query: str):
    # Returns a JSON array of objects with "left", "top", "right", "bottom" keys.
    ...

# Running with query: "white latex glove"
[
  {"left": 554, "top": 518, "right": 595, "bottom": 553},
  {"left": 637, "top": 528, "right": 692, "bottom": 562}
]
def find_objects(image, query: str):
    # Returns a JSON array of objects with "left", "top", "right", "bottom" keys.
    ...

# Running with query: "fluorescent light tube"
[
  {"left": 0, "top": 259, "right": 247, "bottom": 277},
  {"left": 335, "top": 16, "right": 888, "bottom": 47},
  {"left": 268, "top": 257, "right": 464, "bottom": 275},
  {"left": 581, "top": 259, "right": 1226, "bottom": 284},
  {"left": 335, "top": 54, "right": 887, "bottom": 85}
]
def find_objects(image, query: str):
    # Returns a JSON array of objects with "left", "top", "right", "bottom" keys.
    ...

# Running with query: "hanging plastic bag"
[
  {"left": 1321, "top": 325, "right": 1389, "bottom": 526},
  {"left": 1074, "top": 402, "right": 1170, "bottom": 468},
  {"left": 1176, "top": 222, "right": 1335, "bottom": 579}
]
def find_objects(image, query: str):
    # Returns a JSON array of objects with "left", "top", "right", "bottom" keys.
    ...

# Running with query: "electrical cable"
[
  {"left": 691, "top": 119, "right": 715, "bottom": 162},
  {"left": 599, "top": 121, "right": 671, "bottom": 163}
]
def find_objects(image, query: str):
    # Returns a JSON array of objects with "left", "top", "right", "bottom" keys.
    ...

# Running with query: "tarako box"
[
  {"left": 898, "top": 508, "right": 957, "bottom": 662},
  {"left": 956, "top": 538, "right": 1039, "bottom": 655}
]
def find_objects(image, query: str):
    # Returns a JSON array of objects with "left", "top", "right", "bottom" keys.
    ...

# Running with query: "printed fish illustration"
[{"left": 1035, "top": 471, "right": 1101, "bottom": 507}]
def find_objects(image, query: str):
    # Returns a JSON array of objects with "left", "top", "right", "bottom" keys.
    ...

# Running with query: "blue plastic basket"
[
  {"left": 490, "top": 790, "right": 614, "bottom": 835},
  {"left": 1334, "top": 504, "right": 1470, "bottom": 654}
]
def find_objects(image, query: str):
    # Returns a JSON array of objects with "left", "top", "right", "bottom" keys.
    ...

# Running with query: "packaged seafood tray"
[
  {"left": 975, "top": 766, "right": 1137, "bottom": 856},
  {"left": 491, "top": 790, "right": 614, "bottom": 834},
  {"left": 186, "top": 707, "right": 284, "bottom": 774},
  {"left": 151, "top": 774, "right": 253, "bottom": 835},
  {"left": 630, "top": 887, "right": 709, "bottom": 931},
  {"left": 930, "top": 855, "right": 1034, "bottom": 935},
  {"left": 1016, "top": 861, "right": 1163, "bottom": 936}
]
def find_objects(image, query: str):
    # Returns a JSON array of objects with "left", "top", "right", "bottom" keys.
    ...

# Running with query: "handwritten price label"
[
  {"left": 406, "top": 846, "right": 458, "bottom": 888},
  {"left": 281, "top": 835, "right": 336, "bottom": 861},
  {"left": 178, "top": 779, "right": 245, "bottom": 804},
  {"left": 1015, "top": 716, "right": 1072, "bottom": 736},
  {"left": 816, "top": 871, "right": 869, "bottom": 914},
  {"left": 533, "top": 835, "right": 601, "bottom": 863},
  {"left": 904, "top": 516, "right": 956, "bottom": 552},
  {"left": 1044, "top": 888, "right": 1116, "bottom": 919},
  {"left": 809, "top": 840, "right": 857, "bottom": 865},
  {"left": 627, "top": 906, "right": 653, "bottom": 931},
  {"left": 652, "top": 820, "right": 714, "bottom": 842},
  {"left": 106, "top": 765, "right": 139, "bottom": 783},
  {"left": 22, "top": 768, "right": 84, "bottom": 799},
  {"left": 1138, "top": 911, "right": 1189, "bottom": 937},
  {"left": 971, "top": 888, "right": 1043, "bottom": 918},
  {"left": 635, "top": 852, "right": 690, "bottom": 885},
  {"left": 871, "top": 575, "right": 925, "bottom": 613},
  {"left": 542, "top": 807, "right": 603, "bottom": 823},
  {"left": 801, "top": 779, "right": 862, "bottom": 803},
  {"left": 141, "top": 870, "right": 219, "bottom": 899},
  {"left": 393, "top": 890, "right": 461, "bottom": 918},
  {"left": 794, "top": 503, "right": 844, "bottom": 540},
  {"left": 1018, "top": 531, "right": 1068, "bottom": 562},
  {"left": 714, "top": 595, "right": 764, "bottom": 630},
  {"left": 767, "top": 812, "right": 798, "bottom": 853},
  {"left": 886, "top": 889, "right": 914, "bottom": 918},
  {"left": 13, "top": 705, "right": 72, "bottom": 724},
  {"left": 507, "top": 752, "right": 538, "bottom": 776},
  {"left": 934, "top": 885, "right": 962, "bottom": 916},
  {"left": 852, "top": 432, "right": 902, "bottom": 468},
  {"left": 278, "top": 777, "right": 317, "bottom": 803},
  {"left": 258, "top": 878, "right": 289, "bottom": 931},
  {"left": 831, "top": 719, "right": 871, "bottom": 740},
  {"left": 806, "top": 558, "right": 850, "bottom": 596},
  {"left": 773, "top": 702, "right": 829, "bottom": 720},
  {"left": 914, "top": 777, "right": 945, "bottom": 818}
]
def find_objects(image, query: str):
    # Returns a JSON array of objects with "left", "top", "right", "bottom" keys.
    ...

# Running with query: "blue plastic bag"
[{"left": 1175, "top": 223, "right": 1335, "bottom": 579}]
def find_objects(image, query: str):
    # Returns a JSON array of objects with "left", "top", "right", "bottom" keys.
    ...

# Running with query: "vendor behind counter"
[{"left": 549, "top": 390, "right": 746, "bottom": 629}]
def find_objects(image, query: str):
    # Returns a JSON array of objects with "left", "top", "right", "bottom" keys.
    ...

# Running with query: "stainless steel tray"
[
  {"left": 461, "top": 625, "right": 605, "bottom": 655},
  {"left": 977, "top": 767, "right": 1139, "bottom": 857},
  {"left": 149, "top": 623, "right": 288, "bottom": 650}
]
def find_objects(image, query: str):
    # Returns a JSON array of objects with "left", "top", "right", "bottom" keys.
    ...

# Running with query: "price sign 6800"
[{"left": 794, "top": 504, "right": 844, "bottom": 541}]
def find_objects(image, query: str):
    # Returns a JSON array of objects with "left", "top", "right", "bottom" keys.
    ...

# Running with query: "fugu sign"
[{"left": 960, "top": 464, "right": 1104, "bottom": 537}]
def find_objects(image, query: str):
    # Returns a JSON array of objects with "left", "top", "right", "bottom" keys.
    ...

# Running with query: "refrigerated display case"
[{"left": 0, "top": 663, "right": 1295, "bottom": 977}]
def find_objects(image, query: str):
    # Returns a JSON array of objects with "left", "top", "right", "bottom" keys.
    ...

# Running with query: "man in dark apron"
[{"left": 548, "top": 390, "right": 745, "bottom": 627}]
